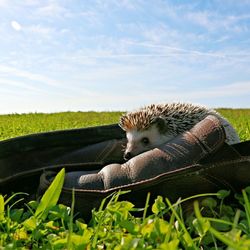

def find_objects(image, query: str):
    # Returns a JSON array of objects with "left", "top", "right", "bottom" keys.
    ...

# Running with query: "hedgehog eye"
[{"left": 141, "top": 137, "right": 150, "bottom": 145}]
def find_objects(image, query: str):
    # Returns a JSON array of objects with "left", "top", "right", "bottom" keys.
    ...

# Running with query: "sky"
[{"left": 0, "top": 0, "right": 250, "bottom": 114}]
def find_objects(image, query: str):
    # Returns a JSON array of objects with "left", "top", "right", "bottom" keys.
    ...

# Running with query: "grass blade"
[
  {"left": 67, "top": 188, "right": 75, "bottom": 249},
  {"left": 242, "top": 189, "right": 250, "bottom": 230},
  {"left": 35, "top": 168, "right": 65, "bottom": 220},
  {"left": 0, "top": 195, "right": 4, "bottom": 221},
  {"left": 143, "top": 192, "right": 150, "bottom": 221},
  {"left": 166, "top": 197, "right": 197, "bottom": 249}
]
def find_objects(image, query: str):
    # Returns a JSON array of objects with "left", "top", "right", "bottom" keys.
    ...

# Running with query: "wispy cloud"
[
  {"left": 0, "top": 77, "right": 43, "bottom": 92},
  {"left": 124, "top": 40, "right": 227, "bottom": 58},
  {"left": 112, "top": 0, "right": 140, "bottom": 10},
  {"left": 0, "top": 63, "right": 105, "bottom": 98},
  {"left": 26, "top": 24, "right": 54, "bottom": 36},
  {"left": 177, "top": 81, "right": 250, "bottom": 100},
  {"left": 36, "top": 2, "right": 68, "bottom": 17},
  {"left": 185, "top": 11, "right": 250, "bottom": 33},
  {"left": 0, "top": 64, "right": 60, "bottom": 87},
  {"left": 79, "top": 10, "right": 101, "bottom": 26},
  {"left": 128, "top": 41, "right": 250, "bottom": 65}
]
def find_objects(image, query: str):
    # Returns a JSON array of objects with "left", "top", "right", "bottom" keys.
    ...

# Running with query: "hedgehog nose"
[{"left": 124, "top": 152, "right": 132, "bottom": 160}]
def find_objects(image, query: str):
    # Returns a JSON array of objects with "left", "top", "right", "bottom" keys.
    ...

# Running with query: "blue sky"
[{"left": 0, "top": 0, "right": 250, "bottom": 114}]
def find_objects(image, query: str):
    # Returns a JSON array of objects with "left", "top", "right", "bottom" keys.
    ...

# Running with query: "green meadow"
[
  {"left": 0, "top": 109, "right": 250, "bottom": 249},
  {"left": 0, "top": 109, "right": 249, "bottom": 141},
  {"left": 0, "top": 111, "right": 123, "bottom": 141}
]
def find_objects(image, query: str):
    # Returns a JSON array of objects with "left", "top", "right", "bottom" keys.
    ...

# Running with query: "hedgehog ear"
[{"left": 152, "top": 117, "right": 168, "bottom": 134}]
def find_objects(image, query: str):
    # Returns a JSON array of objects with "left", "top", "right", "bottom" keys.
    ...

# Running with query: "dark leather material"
[
  {"left": 0, "top": 124, "right": 125, "bottom": 194},
  {"left": 36, "top": 115, "right": 250, "bottom": 220},
  {"left": 39, "top": 146, "right": 250, "bottom": 220}
]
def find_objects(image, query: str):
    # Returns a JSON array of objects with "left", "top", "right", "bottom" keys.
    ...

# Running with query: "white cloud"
[
  {"left": 113, "top": 0, "right": 140, "bottom": 10},
  {"left": 185, "top": 11, "right": 250, "bottom": 33},
  {"left": 27, "top": 24, "right": 54, "bottom": 36},
  {"left": 125, "top": 40, "right": 227, "bottom": 59},
  {"left": 0, "top": 64, "right": 60, "bottom": 87},
  {"left": 185, "top": 11, "right": 213, "bottom": 30},
  {"left": 80, "top": 10, "right": 102, "bottom": 26},
  {"left": 36, "top": 2, "right": 69, "bottom": 17},
  {"left": 11, "top": 21, "right": 22, "bottom": 31},
  {"left": 0, "top": 77, "right": 43, "bottom": 92},
  {"left": 22, "top": 0, "right": 41, "bottom": 6}
]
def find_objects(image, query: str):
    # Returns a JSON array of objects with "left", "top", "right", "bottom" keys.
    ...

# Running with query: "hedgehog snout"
[
  {"left": 123, "top": 142, "right": 137, "bottom": 160},
  {"left": 124, "top": 151, "right": 133, "bottom": 160}
]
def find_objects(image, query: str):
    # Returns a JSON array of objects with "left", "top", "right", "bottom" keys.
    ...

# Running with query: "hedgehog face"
[{"left": 124, "top": 123, "right": 174, "bottom": 160}]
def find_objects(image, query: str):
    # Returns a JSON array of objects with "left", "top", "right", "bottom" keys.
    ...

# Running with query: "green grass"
[
  {"left": 218, "top": 108, "right": 250, "bottom": 142},
  {"left": 0, "top": 109, "right": 249, "bottom": 141},
  {"left": 0, "top": 111, "right": 123, "bottom": 141},
  {"left": 0, "top": 109, "right": 250, "bottom": 249}
]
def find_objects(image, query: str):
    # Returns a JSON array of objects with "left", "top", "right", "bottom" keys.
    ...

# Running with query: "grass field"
[
  {"left": 0, "top": 111, "right": 123, "bottom": 141},
  {"left": 0, "top": 109, "right": 249, "bottom": 141},
  {"left": 0, "top": 109, "right": 250, "bottom": 249}
]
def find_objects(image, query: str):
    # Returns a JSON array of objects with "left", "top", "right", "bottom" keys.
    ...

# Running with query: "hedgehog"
[{"left": 119, "top": 102, "right": 240, "bottom": 160}]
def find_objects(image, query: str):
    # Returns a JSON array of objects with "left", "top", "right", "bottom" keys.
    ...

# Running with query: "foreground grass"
[{"left": 1, "top": 169, "right": 250, "bottom": 249}]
